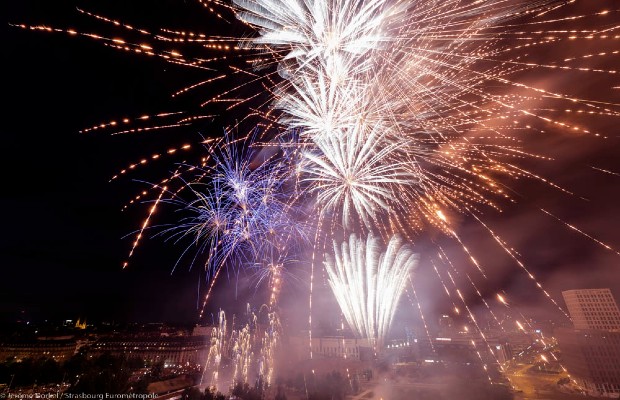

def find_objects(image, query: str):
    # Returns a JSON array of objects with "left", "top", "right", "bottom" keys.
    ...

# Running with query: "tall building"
[
  {"left": 556, "top": 329, "right": 620, "bottom": 396},
  {"left": 557, "top": 288, "right": 620, "bottom": 397},
  {"left": 562, "top": 288, "right": 620, "bottom": 331}
]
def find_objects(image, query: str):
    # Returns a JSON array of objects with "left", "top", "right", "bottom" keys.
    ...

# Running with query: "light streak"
[{"left": 541, "top": 208, "right": 620, "bottom": 256}]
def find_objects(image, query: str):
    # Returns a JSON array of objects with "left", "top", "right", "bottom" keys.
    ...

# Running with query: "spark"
[
  {"left": 590, "top": 165, "right": 620, "bottom": 177},
  {"left": 541, "top": 208, "right": 620, "bottom": 257}
]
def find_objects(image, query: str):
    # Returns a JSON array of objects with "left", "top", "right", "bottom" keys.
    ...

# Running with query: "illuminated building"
[
  {"left": 557, "top": 329, "right": 620, "bottom": 396},
  {"left": 288, "top": 336, "right": 373, "bottom": 361},
  {"left": 557, "top": 288, "right": 620, "bottom": 396},
  {"left": 438, "top": 314, "right": 455, "bottom": 335},
  {"left": 562, "top": 289, "right": 620, "bottom": 331},
  {"left": 0, "top": 338, "right": 76, "bottom": 362},
  {"left": 88, "top": 336, "right": 209, "bottom": 367}
]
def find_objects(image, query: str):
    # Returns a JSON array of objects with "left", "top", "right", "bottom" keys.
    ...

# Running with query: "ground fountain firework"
[
  {"left": 202, "top": 310, "right": 227, "bottom": 388},
  {"left": 324, "top": 234, "right": 418, "bottom": 347},
  {"left": 199, "top": 306, "right": 280, "bottom": 392}
]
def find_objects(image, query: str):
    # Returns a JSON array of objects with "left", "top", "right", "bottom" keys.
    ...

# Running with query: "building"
[
  {"left": 493, "top": 343, "right": 513, "bottom": 365},
  {"left": 556, "top": 329, "right": 620, "bottom": 396},
  {"left": 288, "top": 335, "right": 373, "bottom": 361},
  {"left": 438, "top": 315, "right": 455, "bottom": 335},
  {"left": 0, "top": 338, "right": 77, "bottom": 362},
  {"left": 147, "top": 375, "right": 194, "bottom": 395},
  {"left": 192, "top": 325, "right": 216, "bottom": 337},
  {"left": 408, "top": 331, "right": 532, "bottom": 364},
  {"left": 88, "top": 336, "right": 209, "bottom": 367},
  {"left": 557, "top": 288, "right": 620, "bottom": 397},
  {"left": 562, "top": 288, "right": 620, "bottom": 331}
]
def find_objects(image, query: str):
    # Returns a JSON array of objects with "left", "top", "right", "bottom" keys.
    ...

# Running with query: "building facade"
[
  {"left": 88, "top": 336, "right": 209, "bottom": 366},
  {"left": 288, "top": 336, "right": 373, "bottom": 361},
  {"left": 558, "top": 288, "right": 620, "bottom": 397},
  {"left": 0, "top": 338, "right": 77, "bottom": 362},
  {"left": 562, "top": 288, "right": 620, "bottom": 331},
  {"left": 557, "top": 329, "right": 620, "bottom": 396}
]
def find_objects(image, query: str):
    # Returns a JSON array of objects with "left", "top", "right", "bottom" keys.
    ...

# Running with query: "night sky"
[
  {"left": 3, "top": 1, "right": 620, "bottom": 329},
  {"left": 3, "top": 0, "right": 220, "bottom": 324}
]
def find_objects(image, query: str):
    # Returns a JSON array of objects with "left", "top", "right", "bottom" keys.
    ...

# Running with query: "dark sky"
[
  {"left": 3, "top": 0, "right": 620, "bottom": 330},
  {"left": 3, "top": 0, "right": 220, "bottom": 324}
]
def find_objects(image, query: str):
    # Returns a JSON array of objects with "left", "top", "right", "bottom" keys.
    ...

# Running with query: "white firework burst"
[
  {"left": 232, "top": 0, "right": 584, "bottom": 232},
  {"left": 301, "top": 121, "right": 416, "bottom": 229},
  {"left": 324, "top": 234, "right": 418, "bottom": 345}
]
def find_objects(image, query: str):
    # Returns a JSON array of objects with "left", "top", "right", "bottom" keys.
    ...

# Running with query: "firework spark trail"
[
  {"left": 324, "top": 234, "right": 418, "bottom": 346},
  {"left": 406, "top": 279, "right": 435, "bottom": 353},
  {"left": 454, "top": 287, "right": 505, "bottom": 379},
  {"left": 435, "top": 245, "right": 512, "bottom": 342},
  {"left": 79, "top": 111, "right": 186, "bottom": 134},
  {"left": 541, "top": 208, "right": 620, "bottom": 256},
  {"left": 471, "top": 213, "right": 572, "bottom": 319},
  {"left": 430, "top": 259, "right": 460, "bottom": 317},
  {"left": 110, "top": 144, "right": 193, "bottom": 182},
  {"left": 123, "top": 181, "right": 171, "bottom": 269},
  {"left": 590, "top": 165, "right": 620, "bottom": 177},
  {"left": 434, "top": 246, "right": 506, "bottom": 333},
  {"left": 435, "top": 245, "right": 571, "bottom": 389}
]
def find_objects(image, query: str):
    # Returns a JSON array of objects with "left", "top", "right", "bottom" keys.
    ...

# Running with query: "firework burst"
[
  {"left": 301, "top": 121, "right": 415, "bottom": 229},
  {"left": 162, "top": 131, "right": 301, "bottom": 279}
]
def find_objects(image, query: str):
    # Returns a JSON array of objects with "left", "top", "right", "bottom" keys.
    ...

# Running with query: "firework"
[
  {"left": 202, "top": 310, "right": 226, "bottom": 388},
  {"left": 195, "top": 306, "right": 280, "bottom": 390},
  {"left": 324, "top": 234, "right": 418, "bottom": 346},
  {"left": 228, "top": 1, "right": 618, "bottom": 355},
  {"left": 161, "top": 131, "right": 301, "bottom": 278},
  {"left": 13, "top": 0, "right": 620, "bottom": 386},
  {"left": 301, "top": 121, "right": 415, "bottom": 229},
  {"left": 18, "top": 0, "right": 617, "bottom": 251},
  {"left": 258, "top": 309, "right": 280, "bottom": 386},
  {"left": 233, "top": 0, "right": 567, "bottom": 232}
]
